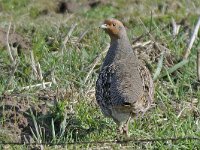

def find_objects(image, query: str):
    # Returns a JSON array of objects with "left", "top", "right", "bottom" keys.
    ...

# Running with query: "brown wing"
[
  {"left": 95, "top": 64, "right": 114, "bottom": 117},
  {"left": 137, "top": 64, "right": 154, "bottom": 112}
]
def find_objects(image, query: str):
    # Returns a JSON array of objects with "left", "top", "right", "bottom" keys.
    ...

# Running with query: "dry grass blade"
[
  {"left": 171, "top": 18, "right": 181, "bottom": 37},
  {"left": 77, "top": 30, "right": 89, "bottom": 43},
  {"left": 177, "top": 107, "right": 185, "bottom": 118},
  {"left": 61, "top": 23, "right": 78, "bottom": 54},
  {"left": 30, "top": 50, "right": 39, "bottom": 79},
  {"left": 84, "top": 43, "right": 109, "bottom": 84},
  {"left": 51, "top": 70, "right": 57, "bottom": 85},
  {"left": 6, "top": 82, "right": 52, "bottom": 93},
  {"left": 36, "top": 62, "right": 43, "bottom": 81},
  {"left": 63, "top": 23, "right": 77, "bottom": 44},
  {"left": 36, "top": 62, "right": 45, "bottom": 88},
  {"left": 132, "top": 40, "right": 152, "bottom": 49},
  {"left": 6, "top": 22, "right": 15, "bottom": 64},
  {"left": 183, "top": 17, "right": 200, "bottom": 59}
]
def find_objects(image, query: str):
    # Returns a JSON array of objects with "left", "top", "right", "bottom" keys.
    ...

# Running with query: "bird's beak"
[{"left": 100, "top": 24, "right": 108, "bottom": 29}]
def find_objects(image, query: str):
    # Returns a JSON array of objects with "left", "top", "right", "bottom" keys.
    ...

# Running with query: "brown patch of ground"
[
  {"left": 0, "top": 91, "right": 55, "bottom": 143},
  {"left": 0, "top": 88, "right": 93, "bottom": 144},
  {"left": 56, "top": 0, "right": 109, "bottom": 13},
  {"left": 0, "top": 27, "right": 31, "bottom": 55}
]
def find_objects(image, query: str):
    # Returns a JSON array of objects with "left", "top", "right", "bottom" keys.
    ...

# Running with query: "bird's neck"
[
  {"left": 103, "top": 35, "right": 134, "bottom": 67},
  {"left": 111, "top": 35, "right": 131, "bottom": 49}
]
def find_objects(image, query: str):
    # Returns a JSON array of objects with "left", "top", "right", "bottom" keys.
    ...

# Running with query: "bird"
[{"left": 95, "top": 19, "right": 154, "bottom": 136}]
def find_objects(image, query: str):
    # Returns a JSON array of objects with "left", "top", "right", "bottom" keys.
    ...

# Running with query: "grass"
[{"left": 0, "top": 0, "right": 200, "bottom": 149}]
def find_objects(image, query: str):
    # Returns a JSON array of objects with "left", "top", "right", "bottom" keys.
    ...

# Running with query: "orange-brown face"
[{"left": 100, "top": 19, "right": 124, "bottom": 38}]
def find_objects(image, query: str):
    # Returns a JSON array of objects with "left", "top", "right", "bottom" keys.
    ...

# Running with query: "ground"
[{"left": 0, "top": 0, "right": 200, "bottom": 149}]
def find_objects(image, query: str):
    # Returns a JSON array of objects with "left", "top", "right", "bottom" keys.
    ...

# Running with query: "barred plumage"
[{"left": 96, "top": 19, "right": 154, "bottom": 136}]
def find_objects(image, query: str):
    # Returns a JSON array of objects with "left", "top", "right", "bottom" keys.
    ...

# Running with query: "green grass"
[{"left": 0, "top": 0, "right": 200, "bottom": 149}]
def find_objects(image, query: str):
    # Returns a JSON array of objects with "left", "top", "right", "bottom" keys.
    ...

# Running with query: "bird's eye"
[{"left": 113, "top": 23, "right": 116, "bottom": 26}]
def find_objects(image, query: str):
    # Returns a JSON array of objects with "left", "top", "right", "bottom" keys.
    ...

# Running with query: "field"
[{"left": 0, "top": 0, "right": 200, "bottom": 149}]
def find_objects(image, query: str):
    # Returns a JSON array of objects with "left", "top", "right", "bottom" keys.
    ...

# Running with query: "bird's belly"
[{"left": 111, "top": 108, "right": 130, "bottom": 123}]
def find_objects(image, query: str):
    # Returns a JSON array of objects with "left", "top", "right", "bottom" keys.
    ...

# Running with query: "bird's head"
[{"left": 100, "top": 19, "right": 126, "bottom": 39}]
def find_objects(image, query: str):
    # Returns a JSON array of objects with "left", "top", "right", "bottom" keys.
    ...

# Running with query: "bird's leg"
[
  {"left": 117, "top": 122, "right": 123, "bottom": 134},
  {"left": 123, "top": 116, "right": 131, "bottom": 137},
  {"left": 115, "top": 122, "right": 124, "bottom": 140}
]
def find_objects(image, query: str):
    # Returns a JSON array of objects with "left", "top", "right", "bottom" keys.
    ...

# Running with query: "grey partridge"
[{"left": 95, "top": 19, "right": 154, "bottom": 136}]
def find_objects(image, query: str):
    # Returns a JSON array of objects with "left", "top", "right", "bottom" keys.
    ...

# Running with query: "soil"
[
  {"left": 0, "top": 27, "right": 31, "bottom": 55},
  {"left": 57, "top": 0, "right": 109, "bottom": 13},
  {"left": 0, "top": 87, "right": 91, "bottom": 144},
  {"left": 0, "top": 90, "right": 56, "bottom": 143}
]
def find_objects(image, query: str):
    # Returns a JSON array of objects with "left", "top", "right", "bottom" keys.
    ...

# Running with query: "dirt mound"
[
  {"left": 57, "top": 0, "right": 109, "bottom": 13},
  {"left": 0, "top": 88, "right": 84, "bottom": 144},
  {"left": 0, "top": 91, "right": 55, "bottom": 143},
  {"left": 0, "top": 27, "right": 31, "bottom": 55}
]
